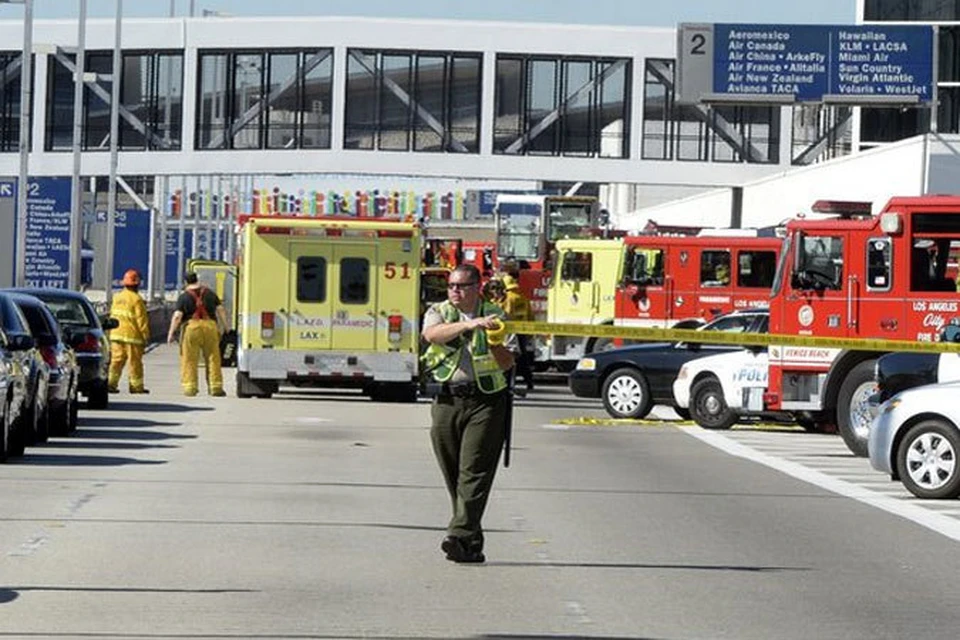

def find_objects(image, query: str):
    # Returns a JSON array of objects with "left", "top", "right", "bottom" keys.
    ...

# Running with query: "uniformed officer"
[
  {"left": 107, "top": 269, "right": 150, "bottom": 394},
  {"left": 421, "top": 264, "right": 516, "bottom": 564},
  {"left": 166, "top": 272, "right": 229, "bottom": 397}
]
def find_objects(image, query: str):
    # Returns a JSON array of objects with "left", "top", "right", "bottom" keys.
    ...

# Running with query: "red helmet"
[{"left": 122, "top": 269, "right": 141, "bottom": 286}]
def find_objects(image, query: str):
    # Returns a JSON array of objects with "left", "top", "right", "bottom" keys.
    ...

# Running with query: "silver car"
[{"left": 869, "top": 380, "right": 960, "bottom": 499}]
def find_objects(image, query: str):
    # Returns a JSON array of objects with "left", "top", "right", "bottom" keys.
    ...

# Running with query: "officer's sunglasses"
[{"left": 447, "top": 281, "right": 478, "bottom": 291}]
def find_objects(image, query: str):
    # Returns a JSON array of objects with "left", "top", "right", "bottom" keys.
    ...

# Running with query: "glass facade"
[
  {"left": 196, "top": 49, "right": 332, "bottom": 151},
  {"left": 494, "top": 54, "right": 630, "bottom": 158},
  {"left": 642, "top": 59, "right": 780, "bottom": 163},
  {"left": 862, "top": 2, "right": 960, "bottom": 141},
  {"left": 0, "top": 52, "right": 23, "bottom": 152},
  {"left": 344, "top": 49, "right": 481, "bottom": 153},
  {"left": 45, "top": 50, "right": 183, "bottom": 151},
  {"left": 865, "top": 0, "right": 960, "bottom": 20}
]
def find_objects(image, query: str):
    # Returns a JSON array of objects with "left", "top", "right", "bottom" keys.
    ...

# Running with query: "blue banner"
[
  {"left": 165, "top": 228, "right": 193, "bottom": 291},
  {"left": 108, "top": 209, "right": 150, "bottom": 288},
  {"left": 24, "top": 177, "right": 72, "bottom": 289},
  {"left": 714, "top": 24, "right": 934, "bottom": 102}
]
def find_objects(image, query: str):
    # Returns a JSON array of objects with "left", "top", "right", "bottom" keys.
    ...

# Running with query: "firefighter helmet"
[
  {"left": 501, "top": 274, "right": 520, "bottom": 291},
  {"left": 122, "top": 269, "right": 141, "bottom": 287}
]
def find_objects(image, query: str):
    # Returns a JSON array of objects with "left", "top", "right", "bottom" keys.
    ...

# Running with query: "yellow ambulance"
[
  {"left": 235, "top": 215, "right": 421, "bottom": 402},
  {"left": 547, "top": 238, "right": 624, "bottom": 367}
]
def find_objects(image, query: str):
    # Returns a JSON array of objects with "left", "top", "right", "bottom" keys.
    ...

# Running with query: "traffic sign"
[
  {"left": 678, "top": 23, "right": 935, "bottom": 104},
  {"left": 24, "top": 177, "right": 72, "bottom": 290}
]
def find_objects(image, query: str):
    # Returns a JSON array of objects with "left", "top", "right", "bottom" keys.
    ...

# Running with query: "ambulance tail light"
[
  {"left": 261, "top": 311, "right": 276, "bottom": 339},
  {"left": 388, "top": 315, "right": 403, "bottom": 342}
]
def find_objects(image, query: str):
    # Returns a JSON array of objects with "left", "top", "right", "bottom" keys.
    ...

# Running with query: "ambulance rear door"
[
  {"left": 287, "top": 243, "right": 333, "bottom": 351},
  {"left": 331, "top": 244, "right": 377, "bottom": 351}
]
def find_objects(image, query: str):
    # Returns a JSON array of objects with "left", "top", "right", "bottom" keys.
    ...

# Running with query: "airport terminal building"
[{"left": 1, "top": 0, "right": 960, "bottom": 287}]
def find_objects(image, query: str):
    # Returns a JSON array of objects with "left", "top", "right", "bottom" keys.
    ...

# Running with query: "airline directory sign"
[{"left": 678, "top": 23, "right": 935, "bottom": 104}]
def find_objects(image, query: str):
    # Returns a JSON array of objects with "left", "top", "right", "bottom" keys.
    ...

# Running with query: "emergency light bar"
[{"left": 810, "top": 200, "right": 873, "bottom": 215}]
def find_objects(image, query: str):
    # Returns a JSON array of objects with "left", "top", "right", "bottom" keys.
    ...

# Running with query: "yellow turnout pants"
[
  {"left": 109, "top": 342, "right": 145, "bottom": 392},
  {"left": 180, "top": 319, "right": 223, "bottom": 396}
]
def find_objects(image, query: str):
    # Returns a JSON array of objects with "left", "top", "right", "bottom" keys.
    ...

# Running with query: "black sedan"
[
  {"left": 9, "top": 289, "right": 117, "bottom": 409},
  {"left": 0, "top": 292, "right": 49, "bottom": 452},
  {"left": 569, "top": 309, "right": 770, "bottom": 419},
  {"left": 8, "top": 293, "right": 80, "bottom": 436},
  {"left": 0, "top": 327, "right": 33, "bottom": 461}
]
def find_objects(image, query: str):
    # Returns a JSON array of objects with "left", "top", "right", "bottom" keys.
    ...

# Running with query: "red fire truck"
[
  {"left": 616, "top": 231, "right": 782, "bottom": 328},
  {"left": 494, "top": 193, "right": 602, "bottom": 321},
  {"left": 764, "top": 197, "right": 960, "bottom": 456},
  {"left": 548, "top": 230, "right": 781, "bottom": 364}
]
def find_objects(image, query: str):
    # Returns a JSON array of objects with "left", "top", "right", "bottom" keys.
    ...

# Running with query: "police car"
[{"left": 672, "top": 348, "right": 772, "bottom": 429}]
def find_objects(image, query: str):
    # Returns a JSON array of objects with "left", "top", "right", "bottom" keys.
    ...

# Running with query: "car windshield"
[
  {"left": 35, "top": 296, "right": 96, "bottom": 327},
  {"left": 18, "top": 303, "right": 58, "bottom": 343},
  {"left": 700, "top": 313, "right": 767, "bottom": 334},
  {"left": 0, "top": 296, "right": 29, "bottom": 334}
]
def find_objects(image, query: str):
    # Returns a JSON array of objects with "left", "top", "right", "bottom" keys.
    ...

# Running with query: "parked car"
[
  {"left": 0, "top": 327, "right": 32, "bottom": 461},
  {"left": 869, "top": 380, "right": 960, "bottom": 499},
  {"left": 7, "top": 289, "right": 117, "bottom": 409},
  {"left": 869, "top": 324, "right": 960, "bottom": 415},
  {"left": 0, "top": 292, "right": 49, "bottom": 449},
  {"left": 8, "top": 293, "right": 80, "bottom": 436},
  {"left": 569, "top": 309, "right": 769, "bottom": 419}
]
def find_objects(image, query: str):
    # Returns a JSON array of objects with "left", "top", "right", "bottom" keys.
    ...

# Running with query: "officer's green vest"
[{"left": 421, "top": 300, "right": 508, "bottom": 394}]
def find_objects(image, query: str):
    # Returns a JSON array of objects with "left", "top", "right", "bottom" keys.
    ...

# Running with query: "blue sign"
[
  {"left": 109, "top": 209, "right": 150, "bottom": 288},
  {"left": 713, "top": 24, "right": 934, "bottom": 102},
  {"left": 164, "top": 228, "right": 193, "bottom": 291},
  {"left": 24, "top": 177, "right": 72, "bottom": 289}
]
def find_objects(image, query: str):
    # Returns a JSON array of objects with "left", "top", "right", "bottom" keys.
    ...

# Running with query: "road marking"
[{"left": 683, "top": 426, "right": 960, "bottom": 543}]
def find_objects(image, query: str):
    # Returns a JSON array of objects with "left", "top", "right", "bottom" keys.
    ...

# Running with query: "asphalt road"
[{"left": 1, "top": 345, "right": 959, "bottom": 639}]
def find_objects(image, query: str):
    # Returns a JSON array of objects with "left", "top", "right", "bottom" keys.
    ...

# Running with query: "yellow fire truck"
[{"left": 234, "top": 215, "right": 421, "bottom": 402}]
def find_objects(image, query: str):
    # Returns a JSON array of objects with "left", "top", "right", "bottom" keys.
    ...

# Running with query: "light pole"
[
  {"left": 69, "top": 0, "right": 87, "bottom": 291},
  {"left": 3, "top": 0, "right": 33, "bottom": 287},
  {"left": 104, "top": 0, "right": 121, "bottom": 303}
]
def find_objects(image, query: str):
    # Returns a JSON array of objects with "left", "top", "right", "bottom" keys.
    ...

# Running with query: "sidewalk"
[{"left": 115, "top": 342, "right": 235, "bottom": 399}]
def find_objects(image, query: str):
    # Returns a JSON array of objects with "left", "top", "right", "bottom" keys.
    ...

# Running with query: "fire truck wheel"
[
  {"left": 837, "top": 361, "right": 877, "bottom": 457},
  {"left": 601, "top": 368, "right": 652, "bottom": 419},
  {"left": 896, "top": 419, "right": 960, "bottom": 500},
  {"left": 370, "top": 383, "right": 419, "bottom": 403},
  {"left": 690, "top": 377, "right": 736, "bottom": 430},
  {"left": 236, "top": 372, "right": 275, "bottom": 399}
]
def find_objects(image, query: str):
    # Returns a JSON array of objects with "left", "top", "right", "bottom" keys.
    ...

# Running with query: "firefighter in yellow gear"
[
  {"left": 166, "top": 272, "right": 229, "bottom": 397},
  {"left": 108, "top": 269, "right": 151, "bottom": 394},
  {"left": 499, "top": 274, "right": 535, "bottom": 392}
]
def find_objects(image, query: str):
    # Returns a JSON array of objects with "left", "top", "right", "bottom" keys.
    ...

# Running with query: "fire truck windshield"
[
  {"left": 770, "top": 234, "right": 791, "bottom": 297},
  {"left": 547, "top": 202, "right": 594, "bottom": 243},
  {"left": 496, "top": 201, "right": 542, "bottom": 261}
]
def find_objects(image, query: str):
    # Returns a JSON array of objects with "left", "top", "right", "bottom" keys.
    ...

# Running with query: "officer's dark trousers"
[{"left": 430, "top": 390, "right": 508, "bottom": 545}]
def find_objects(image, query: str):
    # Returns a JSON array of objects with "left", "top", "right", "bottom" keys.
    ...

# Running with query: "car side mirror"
[
  {"left": 7, "top": 334, "right": 35, "bottom": 352},
  {"left": 101, "top": 317, "right": 119, "bottom": 331}
]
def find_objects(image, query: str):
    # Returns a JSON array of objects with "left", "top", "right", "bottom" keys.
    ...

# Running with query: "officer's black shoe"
[{"left": 441, "top": 536, "right": 485, "bottom": 564}]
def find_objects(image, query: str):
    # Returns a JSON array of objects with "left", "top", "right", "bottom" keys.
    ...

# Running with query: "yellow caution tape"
[{"left": 504, "top": 321, "right": 960, "bottom": 354}]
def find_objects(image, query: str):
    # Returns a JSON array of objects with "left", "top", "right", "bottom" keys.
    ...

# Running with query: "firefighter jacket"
[
  {"left": 502, "top": 290, "right": 533, "bottom": 322},
  {"left": 109, "top": 288, "right": 150, "bottom": 346},
  {"left": 421, "top": 300, "right": 508, "bottom": 394}
]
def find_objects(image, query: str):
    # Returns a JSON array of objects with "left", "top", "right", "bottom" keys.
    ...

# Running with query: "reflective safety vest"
[
  {"left": 109, "top": 288, "right": 150, "bottom": 346},
  {"left": 421, "top": 300, "right": 508, "bottom": 394}
]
